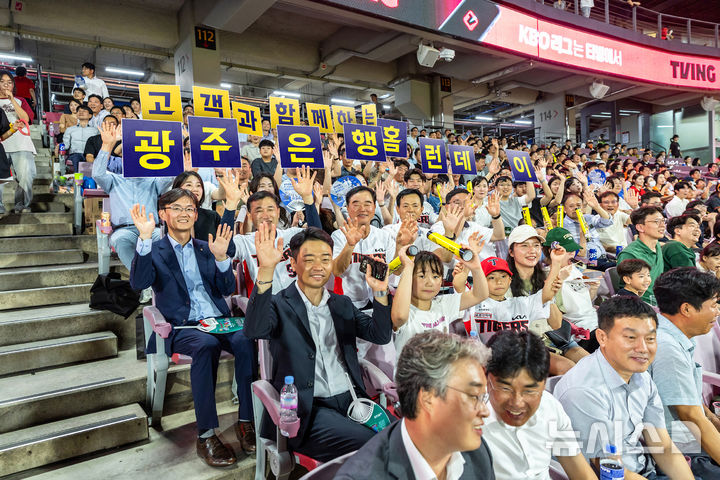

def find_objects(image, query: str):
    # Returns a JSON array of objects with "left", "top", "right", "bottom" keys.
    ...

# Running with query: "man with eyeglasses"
[
  {"left": 335, "top": 330, "right": 495, "bottom": 479},
  {"left": 129, "top": 188, "right": 256, "bottom": 467},
  {"left": 482, "top": 331, "right": 595, "bottom": 480},
  {"left": 555, "top": 296, "right": 693, "bottom": 479},
  {"left": 616, "top": 207, "right": 667, "bottom": 306}
]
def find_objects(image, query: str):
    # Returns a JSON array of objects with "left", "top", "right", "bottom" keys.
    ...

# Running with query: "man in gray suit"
[{"left": 336, "top": 330, "right": 495, "bottom": 479}]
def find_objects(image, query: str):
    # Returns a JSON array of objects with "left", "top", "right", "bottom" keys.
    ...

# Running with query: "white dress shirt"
[
  {"left": 295, "top": 283, "right": 349, "bottom": 398},
  {"left": 401, "top": 419, "right": 466, "bottom": 480},
  {"left": 483, "top": 391, "right": 582, "bottom": 480}
]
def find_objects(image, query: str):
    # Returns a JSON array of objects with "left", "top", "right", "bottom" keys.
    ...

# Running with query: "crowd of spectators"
[{"left": 16, "top": 64, "right": 720, "bottom": 478}]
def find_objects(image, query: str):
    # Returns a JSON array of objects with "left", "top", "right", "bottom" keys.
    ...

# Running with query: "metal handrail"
[{"left": 532, "top": 0, "right": 720, "bottom": 48}]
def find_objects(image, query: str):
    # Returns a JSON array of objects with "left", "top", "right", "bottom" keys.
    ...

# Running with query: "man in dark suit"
[
  {"left": 335, "top": 330, "right": 496, "bottom": 480},
  {"left": 244, "top": 225, "right": 393, "bottom": 461},
  {"left": 129, "top": 188, "right": 255, "bottom": 467}
]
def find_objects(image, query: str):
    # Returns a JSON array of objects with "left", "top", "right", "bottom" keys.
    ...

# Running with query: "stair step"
[
  {"left": 0, "top": 331, "right": 118, "bottom": 376},
  {"left": 0, "top": 282, "right": 92, "bottom": 310},
  {"left": 0, "top": 261, "right": 124, "bottom": 290},
  {"left": 30, "top": 201, "right": 67, "bottom": 212},
  {"left": 0, "top": 211, "right": 73, "bottom": 224},
  {"left": 0, "top": 302, "right": 134, "bottom": 348},
  {"left": 0, "top": 234, "right": 79, "bottom": 253},
  {"left": 0, "top": 248, "right": 84, "bottom": 269},
  {"left": 0, "top": 222, "right": 73, "bottom": 237},
  {"left": 0, "top": 403, "right": 148, "bottom": 476},
  {"left": 0, "top": 351, "right": 146, "bottom": 434}
]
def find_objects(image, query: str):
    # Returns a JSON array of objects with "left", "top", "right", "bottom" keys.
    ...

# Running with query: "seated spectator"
[
  {"left": 62, "top": 105, "right": 98, "bottom": 173},
  {"left": 650, "top": 268, "right": 720, "bottom": 478},
  {"left": 129, "top": 191, "right": 255, "bottom": 467},
  {"left": 332, "top": 186, "right": 413, "bottom": 308},
  {"left": 336, "top": 143, "right": 362, "bottom": 179},
  {"left": 392, "top": 244, "right": 488, "bottom": 354},
  {"left": 73, "top": 62, "right": 109, "bottom": 99},
  {"left": 250, "top": 139, "right": 276, "bottom": 177},
  {"left": 383, "top": 189, "right": 436, "bottom": 252},
  {"left": 483, "top": 331, "right": 595, "bottom": 480},
  {"left": 87, "top": 94, "right": 109, "bottom": 129},
  {"left": 58, "top": 98, "right": 80, "bottom": 135},
  {"left": 663, "top": 214, "right": 700, "bottom": 271},
  {"left": 616, "top": 258, "right": 652, "bottom": 298},
  {"left": 245, "top": 226, "right": 394, "bottom": 461},
  {"left": 171, "top": 170, "right": 237, "bottom": 253},
  {"left": 92, "top": 123, "right": 169, "bottom": 269},
  {"left": 242, "top": 172, "right": 291, "bottom": 231},
  {"left": 101, "top": 97, "right": 113, "bottom": 112},
  {"left": 109, "top": 105, "right": 124, "bottom": 121},
  {"left": 554, "top": 296, "right": 694, "bottom": 479},
  {"left": 665, "top": 181, "right": 691, "bottom": 217},
  {"left": 617, "top": 207, "right": 666, "bottom": 306},
  {"left": 496, "top": 175, "right": 536, "bottom": 233},
  {"left": 596, "top": 190, "right": 631, "bottom": 253},
  {"left": 130, "top": 97, "right": 142, "bottom": 119},
  {"left": 699, "top": 242, "right": 720, "bottom": 278},
  {"left": 561, "top": 190, "right": 615, "bottom": 271},
  {"left": 121, "top": 105, "right": 137, "bottom": 119},
  {"left": 233, "top": 166, "right": 322, "bottom": 293},
  {"left": 335, "top": 330, "right": 495, "bottom": 479},
  {"left": 63, "top": 87, "right": 86, "bottom": 113},
  {"left": 84, "top": 115, "right": 121, "bottom": 164}
]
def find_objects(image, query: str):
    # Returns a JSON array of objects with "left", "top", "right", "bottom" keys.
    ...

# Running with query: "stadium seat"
[
  {"left": 693, "top": 321, "right": 720, "bottom": 407},
  {"left": 298, "top": 451, "right": 356, "bottom": 479},
  {"left": 549, "top": 459, "right": 570, "bottom": 480},
  {"left": 142, "top": 296, "right": 240, "bottom": 427},
  {"left": 604, "top": 267, "right": 620, "bottom": 296},
  {"left": 545, "top": 375, "right": 562, "bottom": 394}
]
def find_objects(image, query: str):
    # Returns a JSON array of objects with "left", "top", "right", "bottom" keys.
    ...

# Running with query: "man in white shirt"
[
  {"left": 336, "top": 330, "right": 495, "bottom": 480},
  {"left": 87, "top": 94, "right": 109, "bottom": 129},
  {"left": 483, "top": 330, "right": 595, "bottom": 480},
  {"left": 665, "top": 181, "right": 691, "bottom": 217},
  {"left": 73, "top": 62, "right": 109, "bottom": 99},
  {"left": 596, "top": 190, "right": 631, "bottom": 253}
]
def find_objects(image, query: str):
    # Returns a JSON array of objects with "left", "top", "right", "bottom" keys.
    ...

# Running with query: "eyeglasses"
[
  {"left": 164, "top": 205, "right": 197, "bottom": 214},
  {"left": 446, "top": 385, "right": 489, "bottom": 411},
  {"left": 644, "top": 218, "right": 666, "bottom": 226},
  {"left": 488, "top": 379, "right": 542, "bottom": 400}
]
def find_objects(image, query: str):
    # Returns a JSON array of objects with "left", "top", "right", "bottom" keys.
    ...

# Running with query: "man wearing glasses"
[
  {"left": 129, "top": 188, "right": 255, "bottom": 467},
  {"left": 617, "top": 207, "right": 667, "bottom": 306},
  {"left": 482, "top": 331, "right": 595, "bottom": 480},
  {"left": 335, "top": 330, "right": 495, "bottom": 479}
]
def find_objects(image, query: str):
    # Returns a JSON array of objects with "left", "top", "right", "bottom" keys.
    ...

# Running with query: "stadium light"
[{"left": 105, "top": 67, "right": 145, "bottom": 77}]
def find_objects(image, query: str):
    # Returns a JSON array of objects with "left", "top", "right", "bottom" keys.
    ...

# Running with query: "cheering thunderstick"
[
  {"left": 427, "top": 232, "right": 473, "bottom": 261},
  {"left": 387, "top": 245, "right": 419, "bottom": 273}
]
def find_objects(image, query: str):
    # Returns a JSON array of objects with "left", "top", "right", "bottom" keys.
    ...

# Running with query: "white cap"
[{"left": 507, "top": 224, "right": 545, "bottom": 248}]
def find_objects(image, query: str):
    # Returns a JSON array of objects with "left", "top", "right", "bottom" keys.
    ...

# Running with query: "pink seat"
[{"left": 693, "top": 320, "right": 720, "bottom": 406}]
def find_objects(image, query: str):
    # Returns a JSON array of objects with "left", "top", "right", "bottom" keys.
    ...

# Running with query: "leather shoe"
[
  {"left": 196, "top": 435, "right": 237, "bottom": 467},
  {"left": 235, "top": 421, "right": 257, "bottom": 454}
]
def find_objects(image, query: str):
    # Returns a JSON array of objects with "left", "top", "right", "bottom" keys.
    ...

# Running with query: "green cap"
[{"left": 543, "top": 227, "right": 581, "bottom": 252}]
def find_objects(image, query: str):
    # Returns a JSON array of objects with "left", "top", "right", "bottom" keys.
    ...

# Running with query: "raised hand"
[
  {"left": 254, "top": 222, "right": 284, "bottom": 268},
  {"left": 388, "top": 180, "right": 400, "bottom": 199},
  {"left": 486, "top": 191, "right": 501, "bottom": 218},
  {"left": 99, "top": 122, "right": 117, "bottom": 148},
  {"left": 375, "top": 180, "right": 387, "bottom": 206},
  {"left": 468, "top": 231, "right": 488, "bottom": 255},
  {"left": 441, "top": 203, "right": 464, "bottom": 235},
  {"left": 550, "top": 245, "right": 574, "bottom": 267},
  {"left": 217, "top": 169, "right": 242, "bottom": 209},
  {"left": 340, "top": 217, "right": 366, "bottom": 247},
  {"left": 322, "top": 148, "right": 333, "bottom": 169},
  {"left": 576, "top": 170, "right": 588, "bottom": 186},
  {"left": 582, "top": 188, "right": 600, "bottom": 210},
  {"left": 488, "top": 157, "right": 501, "bottom": 175},
  {"left": 398, "top": 244, "right": 415, "bottom": 267},
  {"left": 534, "top": 165, "right": 546, "bottom": 183},
  {"left": 239, "top": 183, "right": 249, "bottom": 205},
  {"left": 208, "top": 223, "right": 232, "bottom": 261},
  {"left": 290, "top": 165, "right": 317, "bottom": 203},
  {"left": 439, "top": 182, "right": 454, "bottom": 203},
  {"left": 272, "top": 144, "right": 281, "bottom": 161},
  {"left": 130, "top": 204, "right": 155, "bottom": 240},
  {"left": 313, "top": 182, "right": 324, "bottom": 209},
  {"left": 396, "top": 217, "right": 418, "bottom": 247},
  {"left": 626, "top": 188, "right": 640, "bottom": 209}
]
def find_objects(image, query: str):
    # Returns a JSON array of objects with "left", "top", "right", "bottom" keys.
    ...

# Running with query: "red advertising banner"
[{"left": 324, "top": 0, "right": 720, "bottom": 91}]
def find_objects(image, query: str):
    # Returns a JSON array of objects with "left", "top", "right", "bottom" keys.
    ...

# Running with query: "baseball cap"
[
  {"left": 481, "top": 257, "right": 513, "bottom": 277},
  {"left": 507, "top": 224, "right": 545, "bottom": 248},
  {"left": 543, "top": 227, "right": 582, "bottom": 252}
]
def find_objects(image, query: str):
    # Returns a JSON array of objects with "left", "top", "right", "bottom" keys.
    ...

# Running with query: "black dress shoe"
[
  {"left": 235, "top": 421, "right": 257, "bottom": 454},
  {"left": 196, "top": 435, "right": 237, "bottom": 467}
]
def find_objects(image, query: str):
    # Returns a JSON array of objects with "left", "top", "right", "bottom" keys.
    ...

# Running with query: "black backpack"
[{"left": 89, "top": 272, "right": 141, "bottom": 318}]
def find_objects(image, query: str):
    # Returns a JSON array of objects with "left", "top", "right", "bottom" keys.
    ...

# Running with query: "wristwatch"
[
  {"left": 373, "top": 290, "right": 388, "bottom": 298},
  {"left": 491, "top": 214, "right": 501, "bottom": 220}
]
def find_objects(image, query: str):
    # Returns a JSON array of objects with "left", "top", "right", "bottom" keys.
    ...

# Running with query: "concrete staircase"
[
  {"left": 0, "top": 125, "right": 251, "bottom": 479},
  {"left": 0, "top": 127, "right": 150, "bottom": 477}
]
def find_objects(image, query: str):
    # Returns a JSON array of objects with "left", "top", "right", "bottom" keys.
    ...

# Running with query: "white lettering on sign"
[{"left": 519, "top": 24, "right": 622, "bottom": 67}]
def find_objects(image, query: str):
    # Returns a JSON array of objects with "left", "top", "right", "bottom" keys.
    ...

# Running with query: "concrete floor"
[{"left": 14, "top": 401, "right": 257, "bottom": 480}]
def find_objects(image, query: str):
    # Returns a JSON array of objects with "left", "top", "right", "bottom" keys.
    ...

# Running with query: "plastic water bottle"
[
  {"left": 58, "top": 143, "right": 66, "bottom": 156},
  {"left": 469, "top": 331, "right": 479, "bottom": 340},
  {"left": 588, "top": 248, "right": 598, "bottom": 267},
  {"left": 599, "top": 444, "right": 624, "bottom": 479},
  {"left": 279, "top": 376, "right": 298, "bottom": 436}
]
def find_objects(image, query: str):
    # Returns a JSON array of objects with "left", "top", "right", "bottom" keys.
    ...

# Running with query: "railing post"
[
  {"left": 716, "top": 24, "right": 719, "bottom": 48},
  {"left": 605, "top": 0, "right": 610, "bottom": 23},
  {"left": 658, "top": 14, "right": 662, "bottom": 39},
  {"left": 687, "top": 18, "right": 692, "bottom": 43},
  {"left": 632, "top": 7, "right": 637, "bottom": 31},
  {"left": 574, "top": 0, "right": 578, "bottom": 15}
]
